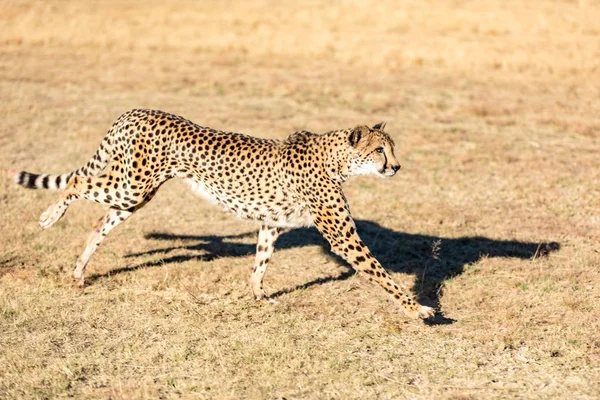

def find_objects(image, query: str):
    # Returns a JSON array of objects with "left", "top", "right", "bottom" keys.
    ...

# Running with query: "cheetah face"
[{"left": 348, "top": 122, "right": 401, "bottom": 178}]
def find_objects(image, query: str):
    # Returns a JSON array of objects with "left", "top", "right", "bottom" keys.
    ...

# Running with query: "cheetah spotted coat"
[{"left": 14, "top": 109, "right": 434, "bottom": 319}]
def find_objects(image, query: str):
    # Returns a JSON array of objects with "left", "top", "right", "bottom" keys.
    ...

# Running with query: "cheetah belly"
[
  {"left": 185, "top": 179, "right": 222, "bottom": 205},
  {"left": 184, "top": 179, "right": 313, "bottom": 228},
  {"left": 265, "top": 201, "right": 314, "bottom": 228}
]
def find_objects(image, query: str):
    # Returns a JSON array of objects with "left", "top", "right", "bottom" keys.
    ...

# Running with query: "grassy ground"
[{"left": 1, "top": 1, "right": 599, "bottom": 398}]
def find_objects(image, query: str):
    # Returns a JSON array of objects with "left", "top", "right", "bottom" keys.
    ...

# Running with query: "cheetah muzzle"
[{"left": 13, "top": 109, "right": 435, "bottom": 320}]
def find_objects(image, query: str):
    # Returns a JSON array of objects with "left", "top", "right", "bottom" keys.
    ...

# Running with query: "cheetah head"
[{"left": 347, "top": 122, "right": 401, "bottom": 178}]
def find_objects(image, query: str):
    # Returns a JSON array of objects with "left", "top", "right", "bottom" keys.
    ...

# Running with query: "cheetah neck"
[{"left": 320, "top": 130, "right": 353, "bottom": 183}]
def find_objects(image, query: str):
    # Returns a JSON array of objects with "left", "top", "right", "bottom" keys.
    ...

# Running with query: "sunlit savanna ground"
[{"left": 1, "top": 1, "right": 599, "bottom": 398}]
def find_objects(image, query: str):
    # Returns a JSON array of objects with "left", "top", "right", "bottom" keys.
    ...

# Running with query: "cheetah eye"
[{"left": 376, "top": 147, "right": 384, "bottom": 154}]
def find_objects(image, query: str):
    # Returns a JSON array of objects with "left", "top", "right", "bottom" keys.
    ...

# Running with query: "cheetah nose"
[{"left": 391, "top": 165, "right": 401, "bottom": 173}]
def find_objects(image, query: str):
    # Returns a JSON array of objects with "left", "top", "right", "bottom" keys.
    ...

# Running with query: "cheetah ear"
[
  {"left": 349, "top": 125, "right": 369, "bottom": 147},
  {"left": 372, "top": 121, "right": 387, "bottom": 131}
]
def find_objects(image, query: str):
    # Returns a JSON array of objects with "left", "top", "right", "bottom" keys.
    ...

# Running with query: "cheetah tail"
[
  {"left": 13, "top": 137, "right": 113, "bottom": 191},
  {"left": 13, "top": 170, "right": 77, "bottom": 191}
]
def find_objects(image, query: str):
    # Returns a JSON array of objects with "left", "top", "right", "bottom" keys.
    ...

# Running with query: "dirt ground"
[{"left": 1, "top": 1, "right": 599, "bottom": 399}]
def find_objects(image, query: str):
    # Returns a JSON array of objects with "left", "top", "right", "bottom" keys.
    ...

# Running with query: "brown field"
[{"left": 1, "top": 0, "right": 599, "bottom": 398}]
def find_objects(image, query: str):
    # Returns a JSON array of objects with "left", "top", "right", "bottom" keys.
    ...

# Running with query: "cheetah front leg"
[
  {"left": 308, "top": 189, "right": 435, "bottom": 320},
  {"left": 249, "top": 224, "right": 281, "bottom": 301}
]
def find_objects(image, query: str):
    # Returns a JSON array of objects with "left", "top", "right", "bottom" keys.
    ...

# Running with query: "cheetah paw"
[
  {"left": 39, "top": 206, "right": 65, "bottom": 229},
  {"left": 404, "top": 305, "right": 435, "bottom": 320},
  {"left": 253, "top": 292, "right": 279, "bottom": 304},
  {"left": 72, "top": 275, "right": 85, "bottom": 288}
]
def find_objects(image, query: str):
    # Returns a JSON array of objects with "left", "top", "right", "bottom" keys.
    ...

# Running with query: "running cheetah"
[{"left": 14, "top": 109, "right": 435, "bottom": 319}]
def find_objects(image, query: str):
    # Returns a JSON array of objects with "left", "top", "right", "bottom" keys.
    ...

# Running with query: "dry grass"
[{"left": 1, "top": 0, "right": 600, "bottom": 398}]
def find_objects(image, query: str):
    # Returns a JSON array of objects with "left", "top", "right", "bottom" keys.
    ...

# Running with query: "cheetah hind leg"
[
  {"left": 72, "top": 207, "right": 134, "bottom": 287},
  {"left": 45, "top": 173, "right": 157, "bottom": 286},
  {"left": 39, "top": 177, "right": 80, "bottom": 229},
  {"left": 70, "top": 187, "right": 157, "bottom": 287}
]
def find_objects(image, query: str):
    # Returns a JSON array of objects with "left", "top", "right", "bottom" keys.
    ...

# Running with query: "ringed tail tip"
[{"left": 13, "top": 170, "right": 41, "bottom": 189}]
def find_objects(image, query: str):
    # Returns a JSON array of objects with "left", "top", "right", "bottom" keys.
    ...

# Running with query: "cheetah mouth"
[{"left": 378, "top": 167, "right": 398, "bottom": 178}]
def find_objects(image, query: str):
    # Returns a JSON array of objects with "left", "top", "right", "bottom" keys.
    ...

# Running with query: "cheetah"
[{"left": 14, "top": 109, "right": 435, "bottom": 319}]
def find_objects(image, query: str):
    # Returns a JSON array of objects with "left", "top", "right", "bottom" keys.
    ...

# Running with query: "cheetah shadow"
[{"left": 106, "top": 220, "right": 559, "bottom": 324}]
